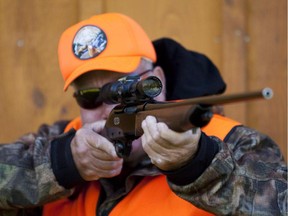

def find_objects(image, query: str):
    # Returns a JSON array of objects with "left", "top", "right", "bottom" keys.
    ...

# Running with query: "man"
[
  {"left": 0, "top": 13, "right": 286, "bottom": 215},
  {"left": 44, "top": 13, "right": 287, "bottom": 215}
]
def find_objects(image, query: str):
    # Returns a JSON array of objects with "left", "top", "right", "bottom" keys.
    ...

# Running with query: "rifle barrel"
[{"left": 143, "top": 88, "right": 273, "bottom": 110}]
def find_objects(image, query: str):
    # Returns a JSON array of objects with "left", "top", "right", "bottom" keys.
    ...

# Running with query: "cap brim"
[{"left": 63, "top": 56, "right": 142, "bottom": 91}]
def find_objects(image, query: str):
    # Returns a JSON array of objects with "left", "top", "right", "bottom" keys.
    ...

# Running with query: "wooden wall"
[{"left": 0, "top": 0, "right": 286, "bottom": 159}]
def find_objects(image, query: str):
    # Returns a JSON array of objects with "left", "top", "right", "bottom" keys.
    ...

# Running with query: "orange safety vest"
[{"left": 43, "top": 114, "right": 240, "bottom": 216}]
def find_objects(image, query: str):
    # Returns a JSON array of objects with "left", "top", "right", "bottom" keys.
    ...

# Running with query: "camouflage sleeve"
[
  {"left": 0, "top": 121, "right": 73, "bottom": 210},
  {"left": 169, "top": 126, "right": 287, "bottom": 216}
]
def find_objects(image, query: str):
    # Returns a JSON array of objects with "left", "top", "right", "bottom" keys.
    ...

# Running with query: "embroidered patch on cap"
[{"left": 73, "top": 25, "right": 107, "bottom": 60}]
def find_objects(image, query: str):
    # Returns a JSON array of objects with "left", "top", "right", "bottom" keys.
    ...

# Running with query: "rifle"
[{"left": 100, "top": 74, "right": 273, "bottom": 158}]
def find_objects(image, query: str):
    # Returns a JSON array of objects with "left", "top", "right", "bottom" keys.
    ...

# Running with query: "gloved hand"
[
  {"left": 70, "top": 120, "right": 123, "bottom": 181},
  {"left": 141, "top": 116, "right": 201, "bottom": 171}
]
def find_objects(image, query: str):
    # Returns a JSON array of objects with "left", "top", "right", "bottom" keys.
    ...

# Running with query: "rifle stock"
[{"left": 104, "top": 88, "right": 273, "bottom": 157}]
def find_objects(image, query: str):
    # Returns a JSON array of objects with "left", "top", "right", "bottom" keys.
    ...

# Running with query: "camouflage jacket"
[
  {"left": 0, "top": 121, "right": 287, "bottom": 216},
  {"left": 169, "top": 126, "right": 287, "bottom": 216},
  {"left": 0, "top": 121, "right": 73, "bottom": 216}
]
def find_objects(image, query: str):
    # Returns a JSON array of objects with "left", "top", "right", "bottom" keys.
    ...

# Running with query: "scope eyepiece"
[{"left": 100, "top": 75, "right": 163, "bottom": 105}]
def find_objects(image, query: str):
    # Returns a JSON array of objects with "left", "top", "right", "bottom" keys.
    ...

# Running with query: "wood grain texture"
[
  {"left": 0, "top": 0, "right": 80, "bottom": 141},
  {"left": 246, "top": 0, "right": 287, "bottom": 156}
]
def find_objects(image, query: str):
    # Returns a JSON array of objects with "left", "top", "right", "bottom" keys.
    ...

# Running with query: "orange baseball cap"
[{"left": 58, "top": 13, "right": 157, "bottom": 90}]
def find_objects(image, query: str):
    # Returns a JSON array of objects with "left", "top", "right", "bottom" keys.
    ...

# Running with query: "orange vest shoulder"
[{"left": 202, "top": 114, "right": 241, "bottom": 140}]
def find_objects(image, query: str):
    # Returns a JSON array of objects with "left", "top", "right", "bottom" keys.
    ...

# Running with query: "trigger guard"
[{"left": 114, "top": 142, "right": 132, "bottom": 158}]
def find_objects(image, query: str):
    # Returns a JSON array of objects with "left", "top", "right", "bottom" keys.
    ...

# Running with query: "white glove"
[
  {"left": 141, "top": 115, "right": 201, "bottom": 171},
  {"left": 71, "top": 120, "right": 123, "bottom": 181}
]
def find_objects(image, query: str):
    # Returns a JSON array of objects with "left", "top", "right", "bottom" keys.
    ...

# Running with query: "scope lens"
[{"left": 138, "top": 76, "right": 162, "bottom": 98}]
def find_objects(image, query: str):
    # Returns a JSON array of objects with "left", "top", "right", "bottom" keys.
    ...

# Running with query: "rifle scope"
[{"left": 100, "top": 75, "right": 163, "bottom": 105}]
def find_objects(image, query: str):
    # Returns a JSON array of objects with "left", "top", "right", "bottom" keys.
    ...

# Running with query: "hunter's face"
[{"left": 72, "top": 60, "right": 165, "bottom": 125}]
